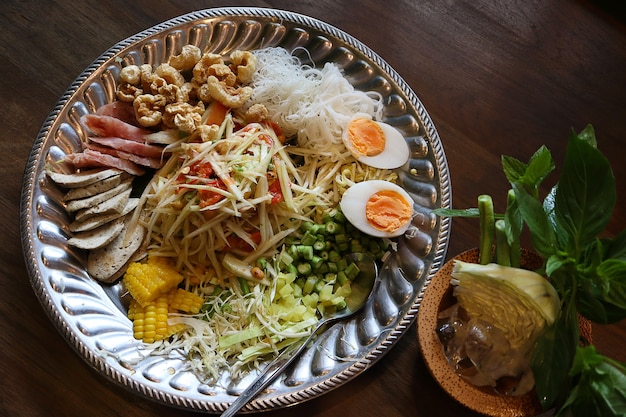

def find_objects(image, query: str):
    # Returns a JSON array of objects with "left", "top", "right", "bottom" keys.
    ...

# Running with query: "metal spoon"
[{"left": 220, "top": 253, "right": 378, "bottom": 417}]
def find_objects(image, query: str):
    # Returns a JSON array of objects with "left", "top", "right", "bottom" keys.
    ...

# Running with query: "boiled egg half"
[
  {"left": 342, "top": 114, "right": 410, "bottom": 169},
  {"left": 340, "top": 180, "right": 413, "bottom": 238}
]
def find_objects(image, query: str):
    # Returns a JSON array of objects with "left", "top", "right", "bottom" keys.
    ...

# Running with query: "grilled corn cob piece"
[
  {"left": 124, "top": 258, "right": 184, "bottom": 307},
  {"left": 168, "top": 288, "right": 204, "bottom": 314},
  {"left": 129, "top": 294, "right": 169, "bottom": 343}
]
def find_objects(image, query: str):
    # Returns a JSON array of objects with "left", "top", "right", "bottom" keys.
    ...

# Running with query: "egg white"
[
  {"left": 342, "top": 114, "right": 410, "bottom": 170},
  {"left": 339, "top": 180, "right": 413, "bottom": 238}
]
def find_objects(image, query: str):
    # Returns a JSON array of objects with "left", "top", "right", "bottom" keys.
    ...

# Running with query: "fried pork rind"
[
  {"left": 117, "top": 48, "right": 256, "bottom": 127},
  {"left": 196, "top": 62, "right": 237, "bottom": 103},
  {"left": 230, "top": 50, "right": 256, "bottom": 84},
  {"left": 210, "top": 63, "right": 237, "bottom": 86},
  {"left": 133, "top": 94, "right": 165, "bottom": 127},
  {"left": 120, "top": 65, "right": 142, "bottom": 85},
  {"left": 168, "top": 45, "right": 202, "bottom": 71},
  {"left": 117, "top": 83, "right": 142, "bottom": 102},
  {"left": 140, "top": 64, "right": 160, "bottom": 92},
  {"left": 158, "top": 82, "right": 188, "bottom": 103},
  {"left": 192, "top": 51, "right": 256, "bottom": 108},
  {"left": 162, "top": 101, "right": 206, "bottom": 133},
  {"left": 245, "top": 103, "right": 269, "bottom": 123},
  {"left": 197, "top": 124, "right": 220, "bottom": 142},
  {"left": 156, "top": 63, "right": 186, "bottom": 87},
  {"left": 205, "top": 76, "right": 253, "bottom": 108},
  {"left": 192, "top": 53, "right": 225, "bottom": 85},
  {"left": 117, "top": 65, "right": 143, "bottom": 102}
]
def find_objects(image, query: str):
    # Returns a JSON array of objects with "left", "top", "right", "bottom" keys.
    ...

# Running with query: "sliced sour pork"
[
  {"left": 88, "top": 136, "right": 167, "bottom": 159},
  {"left": 96, "top": 101, "right": 138, "bottom": 126},
  {"left": 84, "top": 143, "right": 164, "bottom": 169},
  {"left": 64, "top": 149, "right": 145, "bottom": 176},
  {"left": 82, "top": 114, "right": 152, "bottom": 142}
]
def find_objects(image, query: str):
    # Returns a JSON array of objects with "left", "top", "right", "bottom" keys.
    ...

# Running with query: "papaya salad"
[{"left": 49, "top": 45, "right": 413, "bottom": 381}]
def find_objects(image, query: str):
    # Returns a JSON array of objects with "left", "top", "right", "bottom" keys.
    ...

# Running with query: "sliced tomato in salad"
[
  {"left": 225, "top": 231, "right": 262, "bottom": 253},
  {"left": 265, "top": 120, "right": 286, "bottom": 143},
  {"left": 198, "top": 179, "right": 227, "bottom": 208},
  {"left": 268, "top": 176, "right": 283, "bottom": 204}
]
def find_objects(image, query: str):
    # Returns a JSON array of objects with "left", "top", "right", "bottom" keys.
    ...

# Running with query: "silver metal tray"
[{"left": 20, "top": 7, "right": 451, "bottom": 413}]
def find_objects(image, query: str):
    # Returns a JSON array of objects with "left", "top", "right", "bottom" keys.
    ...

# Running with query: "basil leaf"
[
  {"left": 504, "top": 189, "right": 522, "bottom": 267},
  {"left": 532, "top": 297, "right": 579, "bottom": 410},
  {"left": 503, "top": 145, "right": 554, "bottom": 199},
  {"left": 605, "top": 230, "right": 626, "bottom": 260},
  {"left": 554, "top": 132, "right": 616, "bottom": 256},
  {"left": 595, "top": 259, "right": 626, "bottom": 321},
  {"left": 558, "top": 345, "right": 626, "bottom": 417},
  {"left": 576, "top": 277, "right": 616, "bottom": 324},
  {"left": 502, "top": 154, "right": 527, "bottom": 184},
  {"left": 572, "top": 237, "right": 626, "bottom": 323},
  {"left": 432, "top": 207, "right": 506, "bottom": 219},
  {"left": 573, "top": 124, "right": 598, "bottom": 148},
  {"left": 513, "top": 183, "right": 557, "bottom": 258},
  {"left": 544, "top": 186, "right": 572, "bottom": 250},
  {"left": 431, "top": 207, "right": 480, "bottom": 217},
  {"left": 580, "top": 238, "right": 606, "bottom": 271},
  {"left": 545, "top": 254, "right": 575, "bottom": 281}
]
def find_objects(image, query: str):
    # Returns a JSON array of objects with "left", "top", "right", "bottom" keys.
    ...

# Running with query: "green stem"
[
  {"left": 478, "top": 194, "right": 495, "bottom": 264},
  {"left": 506, "top": 189, "right": 522, "bottom": 268},
  {"left": 495, "top": 219, "right": 511, "bottom": 266}
]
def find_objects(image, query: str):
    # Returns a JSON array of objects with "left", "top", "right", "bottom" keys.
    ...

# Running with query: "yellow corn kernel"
[
  {"left": 153, "top": 294, "right": 170, "bottom": 342},
  {"left": 127, "top": 297, "right": 138, "bottom": 321},
  {"left": 168, "top": 288, "right": 204, "bottom": 314},
  {"left": 129, "top": 294, "right": 170, "bottom": 343},
  {"left": 123, "top": 258, "right": 184, "bottom": 307},
  {"left": 129, "top": 298, "right": 146, "bottom": 341}
]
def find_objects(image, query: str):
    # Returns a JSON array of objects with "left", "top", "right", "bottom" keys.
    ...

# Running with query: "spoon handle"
[{"left": 220, "top": 324, "right": 322, "bottom": 417}]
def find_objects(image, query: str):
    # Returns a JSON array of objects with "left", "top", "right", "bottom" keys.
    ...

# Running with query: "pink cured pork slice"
[
  {"left": 84, "top": 143, "right": 164, "bottom": 169},
  {"left": 64, "top": 149, "right": 145, "bottom": 176},
  {"left": 96, "top": 102, "right": 138, "bottom": 126},
  {"left": 88, "top": 136, "right": 167, "bottom": 159},
  {"left": 82, "top": 114, "right": 152, "bottom": 142}
]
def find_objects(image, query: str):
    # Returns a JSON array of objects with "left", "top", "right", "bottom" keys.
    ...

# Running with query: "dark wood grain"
[{"left": 1, "top": 1, "right": 625, "bottom": 416}]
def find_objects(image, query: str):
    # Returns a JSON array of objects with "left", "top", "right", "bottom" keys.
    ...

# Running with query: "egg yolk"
[
  {"left": 365, "top": 190, "right": 412, "bottom": 232},
  {"left": 347, "top": 118, "right": 385, "bottom": 157}
]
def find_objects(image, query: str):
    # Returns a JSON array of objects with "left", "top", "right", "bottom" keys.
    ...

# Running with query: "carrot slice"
[{"left": 203, "top": 101, "right": 230, "bottom": 126}]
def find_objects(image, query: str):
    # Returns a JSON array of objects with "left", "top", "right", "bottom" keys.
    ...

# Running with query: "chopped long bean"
[{"left": 267, "top": 207, "right": 387, "bottom": 312}]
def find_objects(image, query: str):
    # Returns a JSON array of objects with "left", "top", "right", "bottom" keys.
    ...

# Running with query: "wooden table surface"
[{"left": 2, "top": 1, "right": 625, "bottom": 416}]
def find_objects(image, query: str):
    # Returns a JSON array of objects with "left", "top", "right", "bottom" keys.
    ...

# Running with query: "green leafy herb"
[
  {"left": 433, "top": 125, "right": 626, "bottom": 417},
  {"left": 557, "top": 345, "right": 626, "bottom": 417}
]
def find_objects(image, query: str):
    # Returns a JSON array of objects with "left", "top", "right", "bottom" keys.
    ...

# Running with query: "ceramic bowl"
[{"left": 417, "top": 248, "right": 592, "bottom": 417}]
